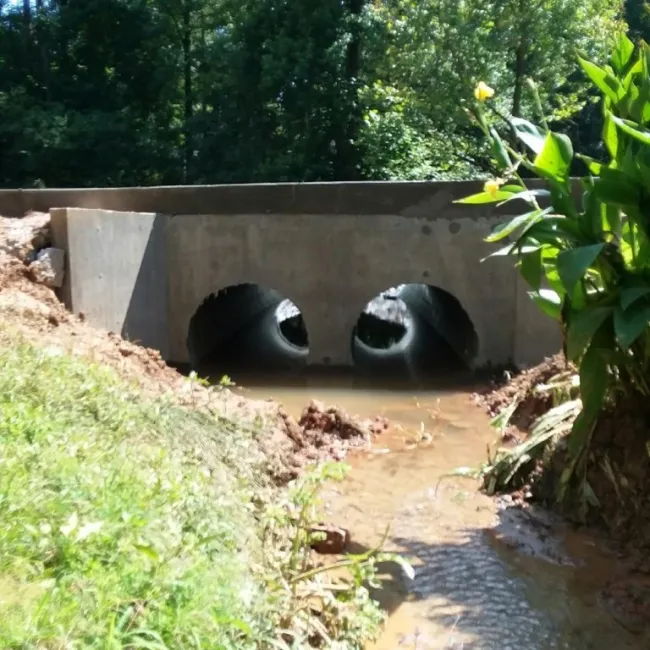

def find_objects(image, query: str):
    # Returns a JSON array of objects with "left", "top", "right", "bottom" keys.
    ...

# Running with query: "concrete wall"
[
  {"left": 2, "top": 182, "right": 561, "bottom": 369},
  {"left": 50, "top": 208, "right": 170, "bottom": 358}
]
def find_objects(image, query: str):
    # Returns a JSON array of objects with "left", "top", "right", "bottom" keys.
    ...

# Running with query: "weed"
[{"left": 0, "top": 332, "right": 401, "bottom": 648}]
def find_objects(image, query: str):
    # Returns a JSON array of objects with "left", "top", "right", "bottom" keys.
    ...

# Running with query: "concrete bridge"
[{"left": 0, "top": 182, "right": 561, "bottom": 370}]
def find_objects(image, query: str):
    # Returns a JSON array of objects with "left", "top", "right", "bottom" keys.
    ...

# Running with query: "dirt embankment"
[
  {"left": 473, "top": 354, "right": 573, "bottom": 437},
  {"left": 473, "top": 354, "right": 650, "bottom": 550},
  {"left": 0, "top": 213, "right": 388, "bottom": 485}
]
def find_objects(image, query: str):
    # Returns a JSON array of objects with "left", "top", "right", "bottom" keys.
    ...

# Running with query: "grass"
[
  {"left": 0, "top": 332, "right": 389, "bottom": 649},
  {"left": 0, "top": 335, "right": 276, "bottom": 648}
]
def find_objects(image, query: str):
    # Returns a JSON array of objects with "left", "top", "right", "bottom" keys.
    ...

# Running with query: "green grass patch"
[{"left": 0, "top": 335, "right": 282, "bottom": 649}]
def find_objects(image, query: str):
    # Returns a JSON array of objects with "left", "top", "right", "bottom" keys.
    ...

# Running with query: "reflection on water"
[{"left": 233, "top": 371, "right": 644, "bottom": 650}]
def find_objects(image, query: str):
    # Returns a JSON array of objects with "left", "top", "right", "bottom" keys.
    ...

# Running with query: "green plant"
[
  {"left": 260, "top": 462, "right": 413, "bottom": 649},
  {"left": 457, "top": 34, "right": 650, "bottom": 509},
  {"left": 0, "top": 331, "right": 397, "bottom": 649}
]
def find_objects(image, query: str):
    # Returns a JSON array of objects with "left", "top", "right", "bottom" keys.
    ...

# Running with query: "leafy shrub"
[{"left": 458, "top": 35, "right": 650, "bottom": 507}]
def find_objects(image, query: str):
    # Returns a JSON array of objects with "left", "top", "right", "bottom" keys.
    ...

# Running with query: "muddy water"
[{"left": 235, "top": 374, "right": 644, "bottom": 650}]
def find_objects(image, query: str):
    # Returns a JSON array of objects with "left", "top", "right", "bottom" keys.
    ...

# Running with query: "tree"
[{"left": 362, "top": 0, "right": 624, "bottom": 177}]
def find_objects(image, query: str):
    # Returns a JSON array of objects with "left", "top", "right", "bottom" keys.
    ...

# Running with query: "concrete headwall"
[
  {"left": 1, "top": 182, "right": 562, "bottom": 369},
  {"left": 49, "top": 207, "right": 170, "bottom": 358}
]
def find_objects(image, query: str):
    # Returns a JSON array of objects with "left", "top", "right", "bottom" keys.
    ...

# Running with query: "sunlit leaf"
[
  {"left": 610, "top": 113, "right": 650, "bottom": 145},
  {"left": 529, "top": 289, "right": 562, "bottom": 320},
  {"left": 455, "top": 190, "right": 517, "bottom": 205},
  {"left": 510, "top": 117, "right": 545, "bottom": 154},
  {"left": 578, "top": 56, "right": 623, "bottom": 103},
  {"left": 611, "top": 33, "right": 635, "bottom": 74},
  {"left": 485, "top": 209, "right": 543, "bottom": 243},
  {"left": 533, "top": 133, "right": 573, "bottom": 185}
]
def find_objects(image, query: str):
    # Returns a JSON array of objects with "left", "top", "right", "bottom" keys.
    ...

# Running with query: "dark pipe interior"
[
  {"left": 351, "top": 284, "right": 479, "bottom": 377},
  {"left": 187, "top": 282, "right": 478, "bottom": 381},
  {"left": 187, "top": 283, "right": 308, "bottom": 377},
  {"left": 354, "top": 311, "right": 408, "bottom": 349}
]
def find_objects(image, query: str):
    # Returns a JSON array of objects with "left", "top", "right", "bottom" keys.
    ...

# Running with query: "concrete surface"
[
  {"left": 7, "top": 183, "right": 561, "bottom": 369},
  {"left": 50, "top": 207, "right": 170, "bottom": 358}
]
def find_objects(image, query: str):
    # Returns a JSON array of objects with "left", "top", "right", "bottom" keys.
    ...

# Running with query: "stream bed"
[{"left": 236, "top": 374, "right": 646, "bottom": 650}]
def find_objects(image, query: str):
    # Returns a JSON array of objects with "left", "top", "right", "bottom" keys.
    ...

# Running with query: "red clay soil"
[
  {"left": 472, "top": 354, "right": 573, "bottom": 439},
  {"left": 0, "top": 214, "right": 388, "bottom": 485}
]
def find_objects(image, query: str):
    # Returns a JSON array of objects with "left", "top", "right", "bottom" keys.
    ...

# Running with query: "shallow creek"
[{"left": 235, "top": 373, "right": 644, "bottom": 650}]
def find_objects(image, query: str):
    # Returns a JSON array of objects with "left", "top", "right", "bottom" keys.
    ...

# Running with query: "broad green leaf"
[
  {"left": 497, "top": 188, "right": 550, "bottom": 207},
  {"left": 611, "top": 33, "right": 635, "bottom": 74},
  {"left": 581, "top": 179, "right": 602, "bottom": 238},
  {"left": 533, "top": 133, "right": 573, "bottom": 185},
  {"left": 578, "top": 340, "right": 609, "bottom": 417},
  {"left": 510, "top": 117, "right": 546, "bottom": 154},
  {"left": 610, "top": 113, "right": 650, "bottom": 145},
  {"left": 620, "top": 286, "right": 650, "bottom": 310},
  {"left": 635, "top": 145, "right": 650, "bottom": 189},
  {"left": 602, "top": 204, "right": 621, "bottom": 236},
  {"left": 485, "top": 209, "right": 543, "bottom": 243},
  {"left": 565, "top": 306, "right": 612, "bottom": 361},
  {"left": 455, "top": 190, "right": 518, "bottom": 205},
  {"left": 614, "top": 301, "right": 650, "bottom": 349},
  {"left": 518, "top": 248, "right": 543, "bottom": 289},
  {"left": 594, "top": 167, "right": 641, "bottom": 206},
  {"left": 549, "top": 184, "right": 578, "bottom": 218},
  {"left": 529, "top": 289, "right": 562, "bottom": 320},
  {"left": 577, "top": 154, "right": 602, "bottom": 175},
  {"left": 603, "top": 113, "right": 618, "bottom": 159},
  {"left": 578, "top": 56, "right": 623, "bottom": 104},
  {"left": 481, "top": 242, "right": 516, "bottom": 261},
  {"left": 557, "top": 244, "right": 605, "bottom": 296},
  {"left": 500, "top": 184, "right": 526, "bottom": 193}
]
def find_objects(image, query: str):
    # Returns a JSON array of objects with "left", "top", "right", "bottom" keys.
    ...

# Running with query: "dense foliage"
[
  {"left": 460, "top": 34, "right": 650, "bottom": 513},
  {"left": 0, "top": 0, "right": 634, "bottom": 187}
]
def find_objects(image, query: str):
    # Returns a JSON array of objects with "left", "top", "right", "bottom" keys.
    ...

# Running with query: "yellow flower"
[
  {"left": 474, "top": 81, "right": 495, "bottom": 102},
  {"left": 484, "top": 179, "right": 501, "bottom": 198}
]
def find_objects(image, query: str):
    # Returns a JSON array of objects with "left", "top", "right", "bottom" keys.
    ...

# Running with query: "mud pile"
[
  {"left": 0, "top": 213, "right": 387, "bottom": 484},
  {"left": 473, "top": 354, "right": 573, "bottom": 435}
]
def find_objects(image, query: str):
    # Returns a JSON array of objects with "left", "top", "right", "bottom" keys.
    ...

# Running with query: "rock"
[
  {"left": 309, "top": 524, "right": 350, "bottom": 555},
  {"left": 28, "top": 247, "right": 65, "bottom": 288},
  {"left": 0, "top": 212, "right": 51, "bottom": 262}
]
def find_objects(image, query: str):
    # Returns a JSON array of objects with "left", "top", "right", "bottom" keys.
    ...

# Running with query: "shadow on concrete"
[{"left": 122, "top": 214, "right": 170, "bottom": 357}]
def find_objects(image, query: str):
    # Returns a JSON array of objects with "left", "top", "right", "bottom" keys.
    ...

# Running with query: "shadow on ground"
[{"left": 346, "top": 505, "right": 644, "bottom": 650}]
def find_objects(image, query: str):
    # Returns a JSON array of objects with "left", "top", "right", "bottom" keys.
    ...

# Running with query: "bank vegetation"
[{"left": 464, "top": 35, "right": 650, "bottom": 545}]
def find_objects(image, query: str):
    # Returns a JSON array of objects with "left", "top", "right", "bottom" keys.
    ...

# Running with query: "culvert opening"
[
  {"left": 187, "top": 283, "right": 309, "bottom": 378},
  {"left": 351, "top": 284, "right": 478, "bottom": 377}
]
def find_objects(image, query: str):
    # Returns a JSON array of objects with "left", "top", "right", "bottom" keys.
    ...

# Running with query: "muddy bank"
[
  {"left": 473, "top": 354, "right": 574, "bottom": 436},
  {"left": 0, "top": 213, "right": 388, "bottom": 485},
  {"left": 473, "top": 354, "right": 650, "bottom": 639},
  {"left": 473, "top": 355, "right": 650, "bottom": 545}
]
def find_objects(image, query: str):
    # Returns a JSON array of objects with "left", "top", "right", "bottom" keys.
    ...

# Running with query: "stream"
[{"left": 235, "top": 372, "right": 646, "bottom": 650}]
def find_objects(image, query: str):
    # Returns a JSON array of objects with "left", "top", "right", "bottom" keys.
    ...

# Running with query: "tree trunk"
[
  {"left": 183, "top": 0, "right": 194, "bottom": 182},
  {"left": 334, "top": 0, "right": 364, "bottom": 180},
  {"left": 511, "top": 0, "right": 527, "bottom": 118}
]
